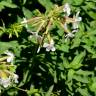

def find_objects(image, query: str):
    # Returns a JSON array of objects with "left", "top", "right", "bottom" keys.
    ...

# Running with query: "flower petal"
[{"left": 51, "top": 47, "right": 56, "bottom": 51}]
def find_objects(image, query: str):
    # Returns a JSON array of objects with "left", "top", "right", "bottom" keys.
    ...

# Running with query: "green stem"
[{"left": 13, "top": 86, "right": 27, "bottom": 92}]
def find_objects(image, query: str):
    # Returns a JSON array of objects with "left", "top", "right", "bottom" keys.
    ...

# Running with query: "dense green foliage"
[{"left": 0, "top": 0, "right": 96, "bottom": 96}]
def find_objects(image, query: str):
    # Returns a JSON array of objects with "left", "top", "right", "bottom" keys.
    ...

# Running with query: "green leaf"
[
  {"left": 76, "top": 88, "right": 89, "bottom": 96},
  {"left": 45, "top": 85, "right": 54, "bottom": 96},
  {"left": 0, "top": 1, "right": 17, "bottom": 8},
  {"left": 83, "top": 45, "right": 95, "bottom": 54},
  {"left": 69, "top": 51, "right": 86, "bottom": 69},
  {"left": 73, "top": 75, "right": 89, "bottom": 83},
  {"left": 87, "top": 11, "right": 96, "bottom": 20},
  {"left": 0, "top": 41, "right": 20, "bottom": 56},
  {"left": 62, "top": 58, "right": 70, "bottom": 69},
  {"left": 89, "top": 78, "right": 96, "bottom": 93},
  {"left": 0, "top": 3, "right": 5, "bottom": 11},
  {"left": 90, "top": 21, "right": 96, "bottom": 29},
  {"left": 71, "top": 38, "right": 81, "bottom": 49},
  {"left": 22, "top": 0, "right": 27, "bottom": 5},
  {"left": 72, "top": 0, "right": 83, "bottom": 5},
  {"left": 0, "top": 42, "right": 12, "bottom": 53},
  {"left": 75, "top": 69, "right": 94, "bottom": 77},
  {"left": 57, "top": 29, "right": 64, "bottom": 37},
  {"left": 54, "top": 71, "right": 57, "bottom": 83},
  {"left": 56, "top": 44, "right": 69, "bottom": 52},
  {"left": 66, "top": 81, "right": 73, "bottom": 91},
  {"left": 67, "top": 69, "right": 75, "bottom": 81},
  {"left": 38, "top": 0, "right": 53, "bottom": 12},
  {"left": 22, "top": 7, "right": 33, "bottom": 19},
  {"left": 90, "top": 83, "right": 96, "bottom": 92},
  {"left": 27, "top": 86, "right": 38, "bottom": 95}
]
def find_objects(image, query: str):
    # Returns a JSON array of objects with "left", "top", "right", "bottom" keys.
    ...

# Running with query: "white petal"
[
  {"left": 14, "top": 74, "right": 19, "bottom": 83},
  {"left": 1, "top": 78, "right": 11, "bottom": 88},
  {"left": 65, "top": 32, "right": 74, "bottom": 38},
  {"left": 51, "top": 47, "right": 56, "bottom": 51},
  {"left": 37, "top": 46, "right": 41, "bottom": 53},
  {"left": 63, "top": 3, "right": 71, "bottom": 16},
  {"left": 7, "top": 57, "right": 12, "bottom": 62},
  {"left": 77, "top": 17, "right": 82, "bottom": 21},
  {"left": 46, "top": 48, "right": 50, "bottom": 51},
  {"left": 72, "top": 29, "right": 78, "bottom": 33}
]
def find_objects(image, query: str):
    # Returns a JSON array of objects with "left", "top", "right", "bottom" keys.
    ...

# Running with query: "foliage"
[{"left": 0, "top": 0, "right": 96, "bottom": 96}]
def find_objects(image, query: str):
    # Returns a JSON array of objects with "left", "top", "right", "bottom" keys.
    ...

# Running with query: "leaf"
[
  {"left": 38, "top": 0, "right": 53, "bottom": 12},
  {"left": 57, "top": 29, "right": 64, "bottom": 37},
  {"left": 67, "top": 69, "right": 75, "bottom": 81},
  {"left": 87, "top": 11, "right": 96, "bottom": 20},
  {"left": 90, "top": 21, "right": 96, "bottom": 29},
  {"left": 0, "top": 42, "right": 12, "bottom": 53},
  {"left": 45, "top": 85, "right": 54, "bottom": 96},
  {"left": 73, "top": 75, "right": 89, "bottom": 83},
  {"left": 72, "top": 0, "right": 83, "bottom": 5},
  {"left": 0, "top": 1, "right": 17, "bottom": 8},
  {"left": 0, "top": 3, "right": 5, "bottom": 11},
  {"left": 75, "top": 69, "right": 94, "bottom": 77},
  {"left": 27, "top": 86, "right": 38, "bottom": 95},
  {"left": 54, "top": 71, "right": 57, "bottom": 83},
  {"left": 0, "top": 41, "right": 20, "bottom": 56},
  {"left": 89, "top": 82, "right": 96, "bottom": 92},
  {"left": 62, "top": 58, "right": 70, "bottom": 69},
  {"left": 76, "top": 88, "right": 89, "bottom": 96},
  {"left": 82, "top": 37, "right": 93, "bottom": 46},
  {"left": 83, "top": 45, "right": 95, "bottom": 54},
  {"left": 22, "top": 7, "right": 33, "bottom": 19},
  {"left": 66, "top": 81, "right": 73, "bottom": 91},
  {"left": 69, "top": 51, "right": 86, "bottom": 69},
  {"left": 71, "top": 38, "right": 81, "bottom": 49},
  {"left": 22, "top": 0, "right": 27, "bottom": 5},
  {"left": 61, "top": 72, "right": 66, "bottom": 80},
  {"left": 56, "top": 44, "right": 69, "bottom": 52}
]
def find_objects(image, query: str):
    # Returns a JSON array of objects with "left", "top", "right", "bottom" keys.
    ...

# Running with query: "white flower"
[
  {"left": 75, "top": 11, "right": 82, "bottom": 22},
  {"left": 65, "top": 32, "right": 74, "bottom": 38},
  {"left": 13, "top": 74, "right": 19, "bottom": 83},
  {"left": 72, "top": 29, "right": 78, "bottom": 33},
  {"left": 0, "top": 74, "right": 18, "bottom": 88},
  {"left": 37, "top": 46, "right": 41, "bottom": 53},
  {"left": 63, "top": 3, "right": 71, "bottom": 16},
  {"left": 72, "top": 11, "right": 82, "bottom": 29},
  {"left": 4, "top": 51, "right": 14, "bottom": 63},
  {"left": 43, "top": 39, "right": 56, "bottom": 52},
  {"left": 0, "top": 77, "right": 11, "bottom": 88}
]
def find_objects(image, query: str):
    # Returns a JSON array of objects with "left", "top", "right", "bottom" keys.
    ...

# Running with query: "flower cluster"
[
  {"left": 0, "top": 72, "right": 18, "bottom": 88},
  {"left": 21, "top": 3, "right": 82, "bottom": 52},
  {"left": 63, "top": 3, "right": 82, "bottom": 38},
  {"left": 0, "top": 51, "right": 18, "bottom": 88}
]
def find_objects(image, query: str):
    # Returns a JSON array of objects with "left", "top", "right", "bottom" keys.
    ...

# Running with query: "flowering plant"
[{"left": 0, "top": 0, "right": 96, "bottom": 96}]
